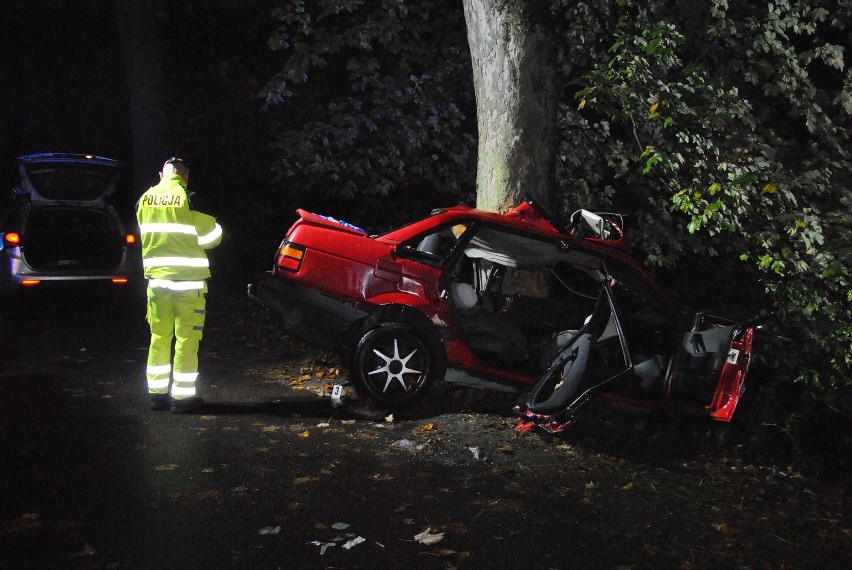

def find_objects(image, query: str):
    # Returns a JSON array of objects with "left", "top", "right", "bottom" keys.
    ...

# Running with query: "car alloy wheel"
[{"left": 352, "top": 322, "right": 440, "bottom": 407}]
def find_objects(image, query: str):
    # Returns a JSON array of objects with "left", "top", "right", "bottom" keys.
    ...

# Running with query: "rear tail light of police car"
[
  {"left": 4, "top": 232, "right": 135, "bottom": 248},
  {"left": 3, "top": 232, "right": 21, "bottom": 248}
]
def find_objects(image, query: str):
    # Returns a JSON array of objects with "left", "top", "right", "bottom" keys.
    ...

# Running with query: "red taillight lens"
[
  {"left": 3, "top": 232, "right": 21, "bottom": 247},
  {"left": 21, "top": 279, "right": 40, "bottom": 287},
  {"left": 125, "top": 234, "right": 136, "bottom": 245},
  {"left": 112, "top": 277, "right": 129, "bottom": 284},
  {"left": 276, "top": 242, "right": 305, "bottom": 272}
]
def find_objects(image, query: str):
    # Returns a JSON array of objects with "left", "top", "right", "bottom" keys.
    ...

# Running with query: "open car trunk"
[{"left": 22, "top": 206, "right": 124, "bottom": 271}]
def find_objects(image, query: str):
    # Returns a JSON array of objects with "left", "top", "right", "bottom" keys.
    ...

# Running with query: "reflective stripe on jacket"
[{"left": 136, "top": 174, "right": 223, "bottom": 281}]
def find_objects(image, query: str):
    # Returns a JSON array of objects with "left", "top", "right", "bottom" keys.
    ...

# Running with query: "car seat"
[
  {"left": 451, "top": 282, "right": 528, "bottom": 364},
  {"left": 523, "top": 332, "right": 592, "bottom": 413}
]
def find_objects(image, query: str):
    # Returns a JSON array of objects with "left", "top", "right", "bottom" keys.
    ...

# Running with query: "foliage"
[
  {"left": 552, "top": 0, "right": 852, "bottom": 388},
  {"left": 262, "top": 0, "right": 475, "bottom": 229},
  {"left": 259, "top": 0, "right": 850, "bottom": 390}
]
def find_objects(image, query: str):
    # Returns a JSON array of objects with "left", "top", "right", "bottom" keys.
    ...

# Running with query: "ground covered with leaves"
[
  {"left": 201, "top": 295, "right": 852, "bottom": 569},
  {"left": 1, "top": 286, "right": 850, "bottom": 569}
]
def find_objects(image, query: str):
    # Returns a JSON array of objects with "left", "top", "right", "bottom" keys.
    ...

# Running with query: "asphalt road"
[
  {"left": 1, "top": 281, "right": 850, "bottom": 570},
  {"left": 0, "top": 283, "right": 530, "bottom": 569}
]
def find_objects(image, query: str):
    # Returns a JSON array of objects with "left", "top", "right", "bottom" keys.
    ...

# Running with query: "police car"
[{"left": 0, "top": 153, "right": 139, "bottom": 293}]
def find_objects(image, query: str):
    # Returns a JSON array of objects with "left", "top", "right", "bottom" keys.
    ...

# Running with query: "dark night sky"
[{"left": 1, "top": 2, "right": 130, "bottom": 192}]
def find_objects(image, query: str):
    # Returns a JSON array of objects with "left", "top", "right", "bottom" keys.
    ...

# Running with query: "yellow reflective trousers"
[{"left": 145, "top": 283, "right": 207, "bottom": 400}]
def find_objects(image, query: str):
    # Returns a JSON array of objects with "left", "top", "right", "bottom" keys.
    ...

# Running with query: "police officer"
[{"left": 136, "top": 157, "right": 223, "bottom": 413}]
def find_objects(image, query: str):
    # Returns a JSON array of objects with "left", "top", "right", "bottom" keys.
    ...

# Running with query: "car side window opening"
[
  {"left": 604, "top": 260, "right": 679, "bottom": 395},
  {"left": 444, "top": 223, "right": 616, "bottom": 371},
  {"left": 518, "top": 285, "right": 633, "bottom": 420},
  {"left": 396, "top": 221, "right": 471, "bottom": 267}
]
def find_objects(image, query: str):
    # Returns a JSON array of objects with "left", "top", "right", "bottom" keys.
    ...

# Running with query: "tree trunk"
[
  {"left": 116, "top": 0, "right": 168, "bottom": 192},
  {"left": 462, "top": 0, "right": 558, "bottom": 213}
]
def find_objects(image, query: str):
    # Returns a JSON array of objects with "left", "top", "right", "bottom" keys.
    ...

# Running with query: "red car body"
[{"left": 249, "top": 202, "right": 753, "bottom": 428}]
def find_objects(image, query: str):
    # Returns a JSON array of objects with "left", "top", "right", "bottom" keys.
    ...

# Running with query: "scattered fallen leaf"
[
  {"left": 262, "top": 425, "right": 283, "bottom": 433},
  {"left": 425, "top": 548, "right": 457, "bottom": 557},
  {"left": 155, "top": 464, "right": 179, "bottom": 471},
  {"left": 332, "top": 522, "right": 351, "bottom": 530},
  {"left": 308, "top": 540, "right": 336, "bottom": 555},
  {"left": 343, "top": 536, "right": 366, "bottom": 549},
  {"left": 414, "top": 527, "right": 445, "bottom": 545},
  {"left": 385, "top": 414, "right": 394, "bottom": 422},
  {"left": 621, "top": 482, "right": 635, "bottom": 491},
  {"left": 300, "top": 431, "right": 310, "bottom": 437},
  {"left": 495, "top": 445, "right": 514, "bottom": 454},
  {"left": 412, "top": 423, "right": 434, "bottom": 434},
  {"left": 584, "top": 481, "right": 595, "bottom": 489},
  {"left": 293, "top": 476, "right": 317, "bottom": 484},
  {"left": 715, "top": 522, "right": 738, "bottom": 535},
  {"left": 394, "top": 439, "right": 424, "bottom": 453},
  {"left": 289, "top": 374, "right": 311, "bottom": 386},
  {"left": 316, "top": 422, "right": 330, "bottom": 428},
  {"left": 258, "top": 526, "right": 281, "bottom": 535}
]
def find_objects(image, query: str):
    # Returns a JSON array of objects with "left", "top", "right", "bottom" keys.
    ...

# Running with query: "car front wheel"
[{"left": 351, "top": 322, "right": 443, "bottom": 407}]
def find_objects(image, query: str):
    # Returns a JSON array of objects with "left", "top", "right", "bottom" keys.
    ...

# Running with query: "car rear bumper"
[
  {"left": 248, "top": 272, "right": 370, "bottom": 349},
  {"left": 4, "top": 251, "right": 138, "bottom": 283}
]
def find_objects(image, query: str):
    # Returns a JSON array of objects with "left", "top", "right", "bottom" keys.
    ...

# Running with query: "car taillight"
[
  {"left": 3, "top": 232, "right": 21, "bottom": 248},
  {"left": 21, "top": 279, "right": 40, "bottom": 287},
  {"left": 112, "top": 277, "right": 129, "bottom": 284},
  {"left": 276, "top": 241, "right": 305, "bottom": 272},
  {"left": 125, "top": 234, "right": 136, "bottom": 245}
]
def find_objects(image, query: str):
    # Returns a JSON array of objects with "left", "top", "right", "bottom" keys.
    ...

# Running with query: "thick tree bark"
[
  {"left": 462, "top": 0, "right": 558, "bottom": 213},
  {"left": 116, "top": 0, "right": 168, "bottom": 192}
]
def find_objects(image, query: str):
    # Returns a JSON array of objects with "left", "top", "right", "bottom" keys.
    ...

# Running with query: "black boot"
[
  {"left": 150, "top": 394, "right": 170, "bottom": 411},
  {"left": 170, "top": 397, "right": 204, "bottom": 414}
]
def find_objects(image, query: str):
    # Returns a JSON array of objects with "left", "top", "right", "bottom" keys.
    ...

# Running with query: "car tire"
[{"left": 351, "top": 322, "right": 444, "bottom": 407}]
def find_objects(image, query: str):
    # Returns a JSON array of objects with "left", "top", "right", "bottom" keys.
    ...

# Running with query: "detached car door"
[{"left": 667, "top": 313, "right": 755, "bottom": 422}]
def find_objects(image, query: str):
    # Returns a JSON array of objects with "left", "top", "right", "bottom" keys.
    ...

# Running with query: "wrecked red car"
[{"left": 248, "top": 202, "right": 754, "bottom": 431}]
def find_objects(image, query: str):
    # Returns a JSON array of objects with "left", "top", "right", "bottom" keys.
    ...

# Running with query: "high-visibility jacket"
[{"left": 136, "top": 174, "right": 222, "bottom": 280}]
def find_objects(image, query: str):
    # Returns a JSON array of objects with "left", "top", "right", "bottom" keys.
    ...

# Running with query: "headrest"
[{"left": 451, "top": 282, "right": 478, "bottom": 309}]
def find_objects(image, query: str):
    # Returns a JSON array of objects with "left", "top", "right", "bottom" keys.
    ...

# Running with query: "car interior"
[{"left": 412, "top": 221, "right": 683, "bottom": 407}]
